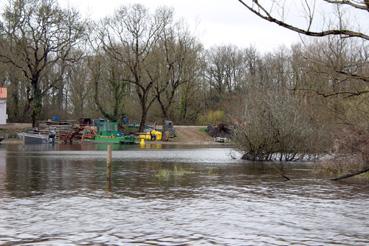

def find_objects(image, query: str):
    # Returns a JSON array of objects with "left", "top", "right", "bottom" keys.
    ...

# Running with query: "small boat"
[{"left": 18, "top": 132, "right": 50, "bottom": 144}]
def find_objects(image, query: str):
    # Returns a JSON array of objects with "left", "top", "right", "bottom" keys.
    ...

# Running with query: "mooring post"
[{"left": 107, "top": 144, "right": 112, "bottom": 181}]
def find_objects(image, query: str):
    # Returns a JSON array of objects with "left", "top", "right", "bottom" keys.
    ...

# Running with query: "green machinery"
[{"left": 93, "top": 120, "right": 136, "bottom": 144}]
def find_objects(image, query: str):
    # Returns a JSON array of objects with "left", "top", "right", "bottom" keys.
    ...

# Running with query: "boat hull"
[
  {"left": 85, "top": 135, "right": 137, "bottom": 144},
  {"left": 18, "top": 133, "right": 49, "bottom": 144}
]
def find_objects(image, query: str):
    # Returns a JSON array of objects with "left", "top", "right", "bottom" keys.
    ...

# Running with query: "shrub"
[
  {"left": 197, "top": 110, "right": 224, "bottom": 125},
  {"left": 231, "top": 90, "right": 331, "bottom": 161},
  {"left": 315, "top": 127, "right": 369, "bottom": 178}
]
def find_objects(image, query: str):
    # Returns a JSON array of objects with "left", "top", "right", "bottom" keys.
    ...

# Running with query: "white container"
[{"left": 0, "top": 100, "right": 7, "bottom": 125}]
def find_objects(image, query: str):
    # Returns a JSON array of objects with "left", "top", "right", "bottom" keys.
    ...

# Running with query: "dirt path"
[{"left": 169, "top": 125, "right": 220, "bottom": 145}]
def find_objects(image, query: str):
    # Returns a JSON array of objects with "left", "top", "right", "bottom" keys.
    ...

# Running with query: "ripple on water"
[
  {"left": 1, "top": 185, "right": 369, "bottom": 245},
  {"left": 1, "top": 147, "right": 369, "bottom": 245}
]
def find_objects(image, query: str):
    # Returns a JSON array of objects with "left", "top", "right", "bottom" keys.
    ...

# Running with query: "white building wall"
[{"left": 0, "top": 100, "right": 7, "bottom": 125}]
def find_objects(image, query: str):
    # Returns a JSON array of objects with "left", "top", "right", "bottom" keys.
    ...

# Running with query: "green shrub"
[{"left": 198, "top": 110, "right": 224, "bottom": 125}]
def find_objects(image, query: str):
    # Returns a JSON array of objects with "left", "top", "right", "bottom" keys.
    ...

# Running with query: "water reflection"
[
  {"left": 2, "top": 154, "right": 307, "bottom": 198},
  {"left": 4, "top": 158, "right": 103, "bottom": 198},
  {"left": 0, "top": 145, "right": 369, "bottom": 245},
  {"left": 0, "top": 152, "right": 6, "bottom": 197}
]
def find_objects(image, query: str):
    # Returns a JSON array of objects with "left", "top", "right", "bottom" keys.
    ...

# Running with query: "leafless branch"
[
  {"left": 238, "top": 0, "right": 369, "bottom": 40},
  {"left": 324, "top": 0, "right": 369, "bottom": 11}
]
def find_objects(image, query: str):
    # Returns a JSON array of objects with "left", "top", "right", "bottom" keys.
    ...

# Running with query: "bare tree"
[
  {"left": 238, "top": 0, "right": 369, "bottom": 88},
  {"left": 97, "top": 4, "right": 171, "bottom": 131},
  {"left": 153, "top": 23, "right": 201, "bottom": 120},
  {"left": 66, "top": 55, "right": 93, "bottom": 118},
  {"left": 0, "top": 0, "right": 85, "bottom": 126},
  {"left": 204, "top": 45, "right": 247, "bottom": 107},
  {"left": 86, "top": 52, "right": 130, "bottom": 121}
]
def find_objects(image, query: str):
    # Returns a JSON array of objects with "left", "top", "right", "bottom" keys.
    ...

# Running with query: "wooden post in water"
[{"left": 106, "top": 144, "right": 112, "bottom": 181}]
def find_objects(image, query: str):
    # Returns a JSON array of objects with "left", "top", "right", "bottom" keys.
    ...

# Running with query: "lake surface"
[{"left": 1, "top": 144, "right": 369, "bottom": 245}]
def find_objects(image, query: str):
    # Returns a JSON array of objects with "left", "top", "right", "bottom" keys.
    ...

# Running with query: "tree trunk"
[
  {"left": 94, "top": 78, "right": 114, "bottom": 120},
  {"left": 180, "top": 95, "right": 188, "bottom": 121},
  {"left": 31, "top": 80, "right": 42, "bottom": 128},
  {"left": 57, "top": 83, "right": 64, "bottom": 111},
  {"left": 138, "top": 87, "right": 151, "bottom": 132},
  {"left": 11, "top": 79, "right": 19, "bottom": 121},
  {"left": 139, "top": 106, "right": 148, "bottom": 132},
  {"left": 157, "top": 96, "right": 169, "bottom": 120}
]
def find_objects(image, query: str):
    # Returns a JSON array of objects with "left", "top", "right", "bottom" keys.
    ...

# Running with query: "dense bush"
[{"left": 232, "top": 90, "right": 332, "bottom": 161}]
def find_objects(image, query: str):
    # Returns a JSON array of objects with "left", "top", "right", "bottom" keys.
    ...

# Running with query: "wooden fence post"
[{"left": 107, "top": 144, "right": 112, "bottom": 181}]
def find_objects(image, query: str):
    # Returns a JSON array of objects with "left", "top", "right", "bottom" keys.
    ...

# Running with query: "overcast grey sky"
[{"left": 58, "top": 0, "right": 301, "bottom": 52}]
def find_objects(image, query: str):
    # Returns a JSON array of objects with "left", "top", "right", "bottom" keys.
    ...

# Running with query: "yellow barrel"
[
  {"left": 138, "top": 130, "right": 162, "bottom": 141},
  {"left": 152, "top": 130, "right": 162, "bottom": 141},
  {"left": 138, "top": 133, "right": 151, "bottom": 140}
]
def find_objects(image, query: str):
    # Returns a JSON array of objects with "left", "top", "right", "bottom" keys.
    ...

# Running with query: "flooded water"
[{"left": 1, "top": 144, "right": 369, "bottom": 245}]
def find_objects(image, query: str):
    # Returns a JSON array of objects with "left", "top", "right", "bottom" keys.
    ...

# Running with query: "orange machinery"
[{"left": 0, "top": 88, "right": 7, "bottom": 99}]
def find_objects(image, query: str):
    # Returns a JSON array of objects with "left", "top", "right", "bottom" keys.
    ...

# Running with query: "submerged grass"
[
  {"left": 314, "top": 157, "right": 369, "bottom": 181},
  {"left": 207, "top": 167, "right": 219, "bottom": 176},
  {"left": 155, "top": 165, "right": 193, "bottom": 181}
]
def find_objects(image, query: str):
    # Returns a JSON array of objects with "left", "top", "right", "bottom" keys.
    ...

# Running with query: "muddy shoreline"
[{"left": 0, "top": 124, "right": 230, "bottom": 146}]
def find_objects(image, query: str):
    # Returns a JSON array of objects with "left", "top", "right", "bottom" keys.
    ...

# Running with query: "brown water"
[{"left": 1, "top": 144, "right": 369, "bottom": 245}]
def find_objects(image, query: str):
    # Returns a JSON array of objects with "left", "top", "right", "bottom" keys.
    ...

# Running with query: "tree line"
[
  {"left": 0, "top": 0, "right": 203, "bottom": 130},
  {"left": 1, "top": 0, "right": 369, "bottom": 164}
]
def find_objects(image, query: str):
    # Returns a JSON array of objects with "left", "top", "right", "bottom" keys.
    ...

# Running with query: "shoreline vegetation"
[{"left": 2, "top": 123, "right": 369, "bottom": 182}]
